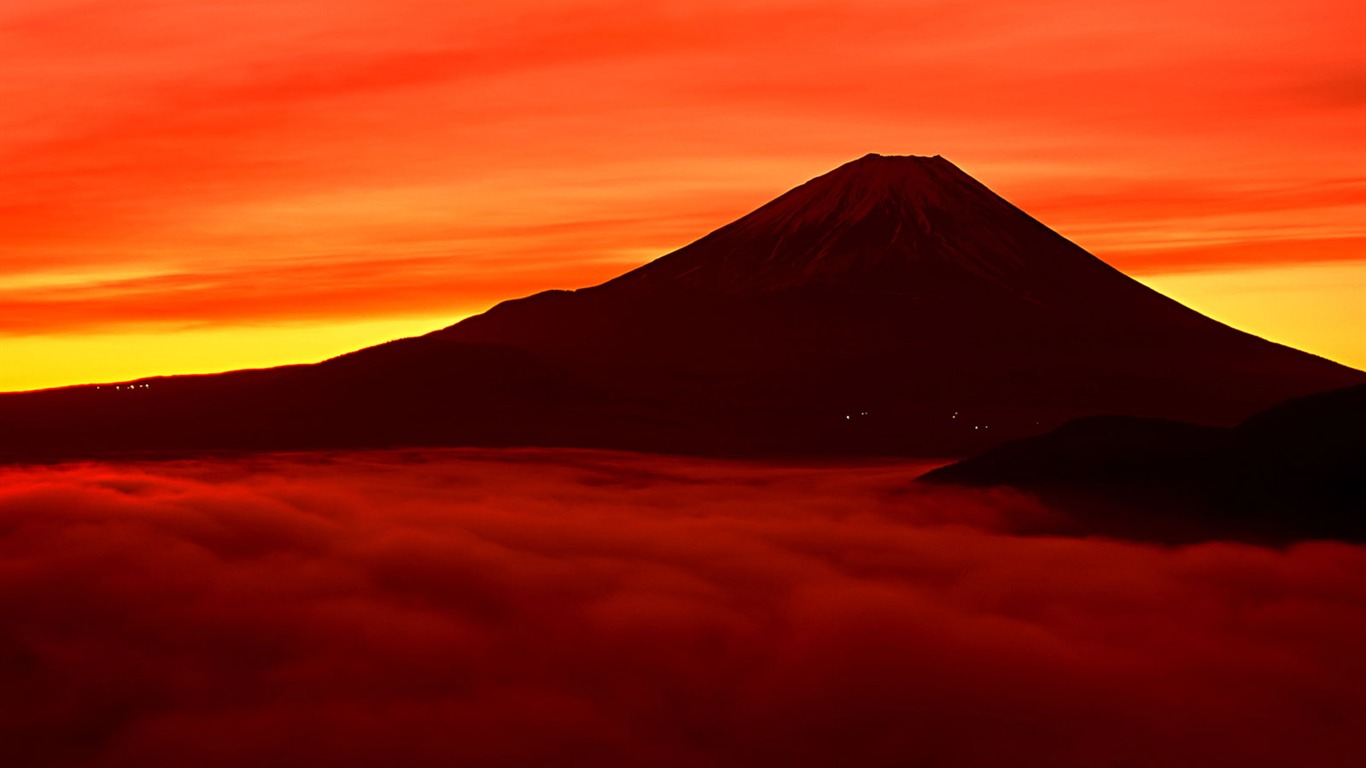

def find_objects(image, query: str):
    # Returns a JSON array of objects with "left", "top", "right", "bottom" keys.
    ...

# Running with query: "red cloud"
[
  {"left": 4, "top": 0, "right": 1365, "bottom": 340},
  {"left": 1, "top": 450, "right": 1363, "bottom": 766}
]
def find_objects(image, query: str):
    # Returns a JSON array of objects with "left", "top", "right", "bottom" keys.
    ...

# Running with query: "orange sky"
[{"left": 3, "top": 0, "right": 1363, "bottom": 391}]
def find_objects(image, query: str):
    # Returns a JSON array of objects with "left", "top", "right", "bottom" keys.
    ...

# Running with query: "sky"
[{"left": 2, "top": 0, "right": 1363, "bottom": 391}]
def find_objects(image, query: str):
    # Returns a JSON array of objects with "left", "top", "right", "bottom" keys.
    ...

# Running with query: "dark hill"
[{"left": 920, "top": 383, "right": 1366, "bottom": 543}]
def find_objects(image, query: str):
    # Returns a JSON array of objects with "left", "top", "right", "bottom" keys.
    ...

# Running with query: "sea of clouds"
[{"left": 2, "top": 449, "right": 1363, "bottom": 767}]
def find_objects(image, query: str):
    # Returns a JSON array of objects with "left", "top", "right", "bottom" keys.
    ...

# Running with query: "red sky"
[{"left": 2, "top": 0, "right": 1363, "bottom": 390}]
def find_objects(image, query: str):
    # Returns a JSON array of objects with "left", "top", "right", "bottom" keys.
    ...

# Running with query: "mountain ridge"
[
  {"left": 2, "top": 154, "right": 1361, "bottom": 462},
  {"left": 433, "top": 154, "right": 1359, "bottom": 439}
]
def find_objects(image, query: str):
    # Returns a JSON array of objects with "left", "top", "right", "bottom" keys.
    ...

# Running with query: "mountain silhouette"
[
  {"left": 919, "top": 383, "right": 1366, "bottom": 543},
  {"left": 2, "top": 154, "right": 1361, "bottom": 462}
]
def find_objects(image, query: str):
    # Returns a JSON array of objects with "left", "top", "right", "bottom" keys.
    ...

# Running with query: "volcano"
[{"left": 2, "top": 154, "right": 1360, "bottom": 461}]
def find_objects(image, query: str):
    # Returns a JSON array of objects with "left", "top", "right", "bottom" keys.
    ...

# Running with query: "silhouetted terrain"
[
  {"left": 921, "top": 383, "right": 1366, "bottom": 543},
  {"left": 2, "top": 154, "right": 1361, "bottom": 462}
]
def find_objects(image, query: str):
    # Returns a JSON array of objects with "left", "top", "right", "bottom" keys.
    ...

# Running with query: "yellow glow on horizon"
[
  {"left": 4, "top": 262, "right": 1361, "bottom": 393},
  {"left": 1138, "top": 262, "right": 1366, "bottom": 373},
  {"left": 0, "top": 314, "right": 466, "bottom": 392}
]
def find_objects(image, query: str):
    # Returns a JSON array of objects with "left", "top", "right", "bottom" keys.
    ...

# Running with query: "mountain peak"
[
  {"left": 848, "top": 151, "right": 946, "bottom": 165},
  {"left": 787, "top": 152, "right": 972, "bottom": 212},
  {"left": 848, "top": 151, "right": 945, "bottom": 164},
  {"left": 816, "top": 152, "right": 960, "bottom": 186},
  {"left": 602, "top": 152, "right": 1095, "bottom": 295}
]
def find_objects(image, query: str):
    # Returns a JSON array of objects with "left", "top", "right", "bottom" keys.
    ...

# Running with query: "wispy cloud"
[{"left": 3, "top": 0, "right": 1363, "bottom": 384}]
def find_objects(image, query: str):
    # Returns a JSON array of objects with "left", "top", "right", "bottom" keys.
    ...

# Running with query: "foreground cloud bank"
[{"left": 2, "top": 450, "right": 1363, "bottom": 767}]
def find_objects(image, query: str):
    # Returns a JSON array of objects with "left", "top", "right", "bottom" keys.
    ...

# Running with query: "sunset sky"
[{"left": 3, "top": 0, "right": 1363, "bottom": 391}]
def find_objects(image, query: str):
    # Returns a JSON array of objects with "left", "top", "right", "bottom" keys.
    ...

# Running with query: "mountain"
[
  {"left": 919, "top": 383, "right": 1366, "bottom": 543},
  {"left": 1, "top": 154, "right": 1361, "bottom": 462},
  {"left": 427, "top": 154, "right": 1361, "bottom": 450}
]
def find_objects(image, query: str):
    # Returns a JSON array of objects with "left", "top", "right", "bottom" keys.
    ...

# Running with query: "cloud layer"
[{"left": 1, "top": 450, "right": 1363, "bottom": 766}]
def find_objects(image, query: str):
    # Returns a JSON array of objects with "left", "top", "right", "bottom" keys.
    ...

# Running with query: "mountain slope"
[
  {"left": 1, "top": 154, "right": 1360, "bottom": 462},
  {"left": 433, "top": 154, "right": 1362, "bottom": 452}
]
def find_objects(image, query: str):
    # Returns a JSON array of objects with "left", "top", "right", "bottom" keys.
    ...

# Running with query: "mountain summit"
[
  {"left": 2, "top": 155, "right": 1361, "bottom": 460},
  {"left": 606, "top": 153, "right": 1100, "bottom": 295}
]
